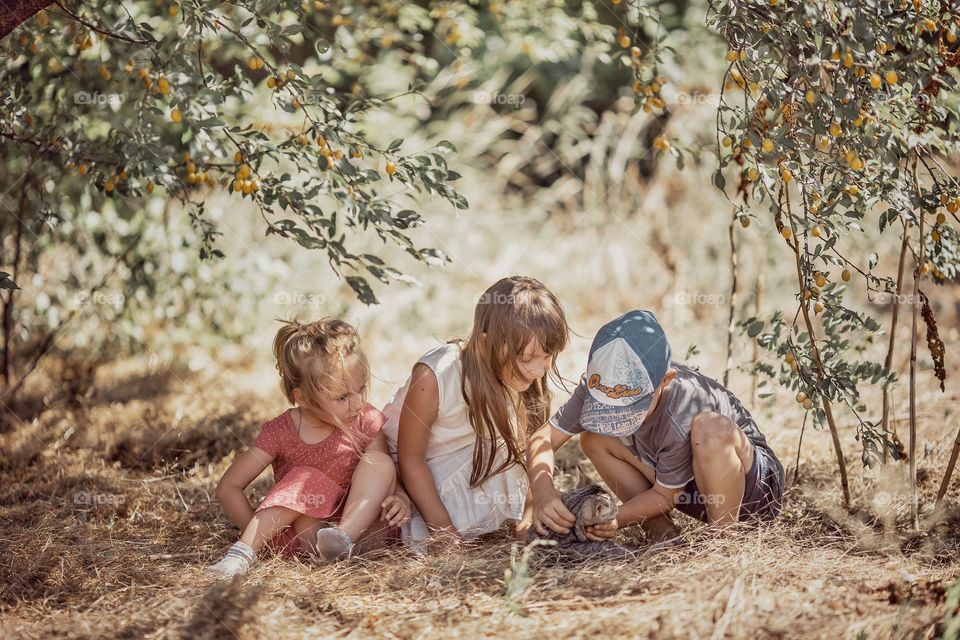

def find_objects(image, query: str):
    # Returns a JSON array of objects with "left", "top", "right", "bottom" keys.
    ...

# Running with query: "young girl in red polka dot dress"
[{"left": 205, "top": 318, "right": 411, "bottom": 579}]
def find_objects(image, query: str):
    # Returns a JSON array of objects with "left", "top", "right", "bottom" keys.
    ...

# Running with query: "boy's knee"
[
  {"left": 690, "top": 412, "right": 738, "bottom": 454},
  {"left": 579, "top": 431, "right": 607, "bottom": 457}
]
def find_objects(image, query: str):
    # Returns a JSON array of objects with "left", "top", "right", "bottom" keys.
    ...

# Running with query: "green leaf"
[
  {"left": 713, "top": 170, "right": 726, "bottom": 191},
  {"left": 0, "top": 272, "right": 19, "bottom": 290},
  {"left": 346, "top": 276, "right": 377, "bottom": 305}
]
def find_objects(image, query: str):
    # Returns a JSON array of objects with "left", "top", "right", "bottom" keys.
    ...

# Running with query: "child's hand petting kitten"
[
  {"left": 585, "top": 518, "right": 619, "bottom": 541},
  {"left": 531, "top": 488, "right": 577, "bottom": 536}
]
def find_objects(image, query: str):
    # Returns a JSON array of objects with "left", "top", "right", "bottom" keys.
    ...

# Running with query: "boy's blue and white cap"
[{"left": 580, "top": 310, "right": 672, "bottom": 437}]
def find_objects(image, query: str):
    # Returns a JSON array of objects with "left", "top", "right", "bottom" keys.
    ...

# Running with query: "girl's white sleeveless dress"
[{"left": 381, "top": 343, "right": 528, "bottom": 550}]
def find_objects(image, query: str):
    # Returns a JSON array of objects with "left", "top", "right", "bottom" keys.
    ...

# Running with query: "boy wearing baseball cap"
[{"left": 527, "top": 310, "right": 784, "bottom": 541}]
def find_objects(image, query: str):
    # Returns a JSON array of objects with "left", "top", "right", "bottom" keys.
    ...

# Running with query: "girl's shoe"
[
  {"left": 204, "top": 541, "right": 256, "bottom": 579},
  {"left": 315, "top": 527, "right": 354, "bottom": 561}
]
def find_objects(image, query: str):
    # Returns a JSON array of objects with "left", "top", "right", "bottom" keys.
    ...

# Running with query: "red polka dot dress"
[{"left": 251, "top": 404, "right": 386, "bottom": 556}]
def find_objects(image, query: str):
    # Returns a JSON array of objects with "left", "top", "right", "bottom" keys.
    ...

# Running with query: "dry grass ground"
[{"left": 0, "top": 346, "right": 958, "bottom": 639}]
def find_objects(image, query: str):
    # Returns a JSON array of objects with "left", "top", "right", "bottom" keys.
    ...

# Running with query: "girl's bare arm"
[
  {"left": 527, "top": 421, "right": 577, "bottom": 535},
  {"left": 396, "top": 363, "right": 456, "bottom": 534},
  {"left": 215, "top": 447, "right": 273, "bottom": 529}
]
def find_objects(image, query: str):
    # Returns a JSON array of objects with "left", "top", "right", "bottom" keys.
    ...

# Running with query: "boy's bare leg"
[
  {"left": 579, "top": 432, "right": 679, "bottom": 542},
  {"left": 690, "top": 412, "right": 753, "bottom": 524}
]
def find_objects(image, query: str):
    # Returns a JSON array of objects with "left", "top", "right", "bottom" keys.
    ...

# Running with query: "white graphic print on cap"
[{"left": 585, "top": 337, "right": 655, "bottom": 407}]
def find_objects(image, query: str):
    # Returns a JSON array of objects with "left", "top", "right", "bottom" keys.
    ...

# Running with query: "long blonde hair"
[
  {"left": 272, "top": 317, "right": 369, "bottom": 450},
  {"left": 459, "top": 276, "right": 569, "bottom": 487}
]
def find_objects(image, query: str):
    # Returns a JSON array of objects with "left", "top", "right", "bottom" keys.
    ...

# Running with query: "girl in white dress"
[{"left": 381, "top": 276, "right": 569, "bottom": 550}]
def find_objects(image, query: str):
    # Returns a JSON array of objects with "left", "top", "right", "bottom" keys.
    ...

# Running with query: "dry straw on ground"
[{"left": 1, "top": 351, "right": 958, "bottom": 639}]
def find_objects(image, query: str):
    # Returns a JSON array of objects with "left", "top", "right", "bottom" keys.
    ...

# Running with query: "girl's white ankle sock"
[
  {"left": 315, "top": 527, "right": 354, "bottom": 561},
  {"left": 204, "top": 541, "right": 256, "bottom": 579}
]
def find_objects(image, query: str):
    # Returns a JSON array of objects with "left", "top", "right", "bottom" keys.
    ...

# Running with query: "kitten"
[{"left": 529, "top": 465, "right": 633, "bottom": 561}]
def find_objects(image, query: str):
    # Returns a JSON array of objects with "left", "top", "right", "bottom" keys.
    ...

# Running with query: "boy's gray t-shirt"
[{"left": 549, "top": 362, "right": 777, "bottom": 489}]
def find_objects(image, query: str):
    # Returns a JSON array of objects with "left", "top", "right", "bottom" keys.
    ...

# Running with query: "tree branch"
[{"left": 0, "top": 0, "right": 50, "bottom": 40}]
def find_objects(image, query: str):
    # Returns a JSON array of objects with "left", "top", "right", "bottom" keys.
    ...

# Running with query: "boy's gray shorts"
[{"left": 674, "top": 444, "right": 785, "bottom": 522}]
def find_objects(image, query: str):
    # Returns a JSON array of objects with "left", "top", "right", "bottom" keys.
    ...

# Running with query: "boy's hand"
[
  {"left": 381, "top": 492, "right": 411, "bottom": 527},
  {"left": 586, "top": 518, "right": 619, "bottom": 541},
  {"left": 532, "top": 486, "right": 576, "bottom": 536}
]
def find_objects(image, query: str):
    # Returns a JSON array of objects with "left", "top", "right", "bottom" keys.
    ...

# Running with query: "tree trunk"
[
  {"left": 751, "top": 274, "right": 763, "bottom": 406},
  {"left": 907, "top": 158, "right": 924, "bottom": 531},
  {"left": 723, "top": 217, "right": 738, "bottom": 388},
  {"left": 938, "top": 426, "right": 960, "bottom": 506},
  {"left": 2, "top": 193, "right": 25, "bottom": 387},
  {"left": 784, "top": 186, "right": 850, "bottom": 507},
  {"left": 881, "top": 228, "right": 909, "bottom": 463}
]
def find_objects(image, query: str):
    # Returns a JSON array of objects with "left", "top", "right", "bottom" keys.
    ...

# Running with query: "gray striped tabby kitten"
[{"left": 529, "top": 465, "right": 632, "bottom": 560}]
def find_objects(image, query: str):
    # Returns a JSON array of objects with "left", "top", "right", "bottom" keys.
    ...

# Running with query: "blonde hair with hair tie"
[{"left": 272, "top": 316, "right": 369, "bottom": 451}]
